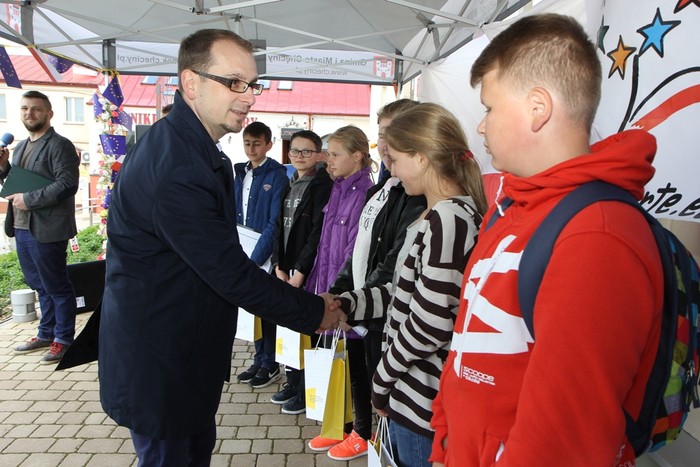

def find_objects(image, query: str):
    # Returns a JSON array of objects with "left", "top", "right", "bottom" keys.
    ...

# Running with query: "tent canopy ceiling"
[{"left": 0, "top": 0, "right": 530, "bottom": 84}]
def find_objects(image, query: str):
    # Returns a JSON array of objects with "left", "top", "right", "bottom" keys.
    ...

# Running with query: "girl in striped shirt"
[{"left": 335, "top": 103, "right": 487, "bottom": 467}]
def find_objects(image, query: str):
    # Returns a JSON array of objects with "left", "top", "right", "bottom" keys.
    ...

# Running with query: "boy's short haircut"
[
  {"left": 290, "top": 130, "right": 323, "bottom": 152},
  {"left": 470, "top": 13, "right": 601, "bottom": 129},
  {"left": 243, "top": 121, "right": 272, "bottom": 143}
]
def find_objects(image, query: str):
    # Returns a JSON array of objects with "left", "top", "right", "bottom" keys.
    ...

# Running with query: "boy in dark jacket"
[
  {"left": 234, "top": 121, "right": 289, "bottom": 388},
  {"left": 270, "top": 130, "right": 332, "bottom": 414}
]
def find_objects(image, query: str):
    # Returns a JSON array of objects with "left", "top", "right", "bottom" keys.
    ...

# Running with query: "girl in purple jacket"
[
  {"left": 305, "top": 126, "right": 375, "bottom": 295},
  {"left": 304, "top": 126, "right": 375, "bottom": 456}
]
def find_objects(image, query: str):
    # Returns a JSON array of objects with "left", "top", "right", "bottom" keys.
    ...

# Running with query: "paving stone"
[
  {"left": 4, "top": 424, "right": 38, "bottom": 438},
  {"left": 236, "top": 425, "right": 267, "bottom": 439},
  {"left": 273, "top": 438, "right": 305, "bottom": 454},
  {"left": 77, "top": 438, "right": 123, "bottom": 453},
  {"left": 85, "top": 453, "right": 137, "bottom": 466},
  {"left": 18, "top": 453, "right": 66, "bottom": 466},
  {"left": 4, "top": 437, "right": 55, "bottom": 453},
  {"left": 229, "top": 454, "right": 257, "bottom": 465},
  {"left": 0, "top": 454, "right": 28, "bottom": 467},
  {"left": 0, "top": 400, "right": 32, "bottom": 412},
  {"left": 220, "top": 413, "right": 259, "bottom": 426},
  {"left": 255, "top": 454, "right": 287, "bottom": 466},
  {"left": 75, "top": 424, "right": 115, "bottom": 439},
  {"left": 57, "top": 453, "right": 92, "bottom": 467},
  {"left": 28, "top": 400, "right": 65, "bottom": 412},
  {"left": 29, "top": 424, "right": 61, "bottom": 438},
  {"left": 83, "top": 413, "right": 107, "bottom": 425},
  {"left": 269, "top": 424, "right": 301, "bottom": 439},
  {"left": 56, "top": 412, "right": 89, "bottom": 425},
  {"left": 33, "top": 412, "right": 63, "bottom": 425},
  {"left": 48, "top": 438, "right": 83, "bottom": 453},
  {"left": 55, "top": 424, "right": 81, "bottom": 438},
  {"left": 210, "top": 454, "right": 233, "bottom": 467},
  {"left": 219, "top": 438, "right": 252, "bottom": 454},
  {"left": 3, "top": 410, "right": 41, "bottom": 425},
  {"left": 251, "top": 438, "right": 273, "bottom": 453},
  {"left": 16, "top": 380, "right": 52, "bottom": 391}
]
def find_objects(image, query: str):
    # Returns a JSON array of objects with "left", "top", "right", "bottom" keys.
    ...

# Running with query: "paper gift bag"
[
  {"left": 320, "top": 356, "right": 347, "bottom": 440},
  {"left": 235, "top": 309, "right": 262, "bottom": 342},
  {"left": 275, "top": 325, "right": 311, "bottom": 370},
  {"left": 305, "top": 329, "right": 344, "bottom": 421},
  {"left": 368, "top": 417, "right": 398, "bottom": 467},
  {"left": 320, "top": 335, "right": 353, "bottom": 440},
  {"left": 304, "top": 346, "right": 334, "bottom": 421}
]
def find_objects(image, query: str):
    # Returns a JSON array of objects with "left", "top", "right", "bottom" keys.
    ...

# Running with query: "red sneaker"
[
  {"left": 327, "top": 430, "right": 368, "bottom": 460},
  {"left": 40, "top": 342, "right": 69, "bottom": 365},
  {"left": 308, "top": 432, "right": 348, "bottom": 452}
]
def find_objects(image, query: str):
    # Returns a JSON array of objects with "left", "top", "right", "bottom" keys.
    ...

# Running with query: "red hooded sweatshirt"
[{"left": 430, "top": 130, "right": 664, "bottom": 466}]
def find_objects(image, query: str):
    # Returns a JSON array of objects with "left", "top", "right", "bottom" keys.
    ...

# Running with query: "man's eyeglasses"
[
  {"left": 193, "top": 70, "right": 264, "bottom": 96},
  {"left": 288, "top": 149, "right": 317, "bottom": 158}
]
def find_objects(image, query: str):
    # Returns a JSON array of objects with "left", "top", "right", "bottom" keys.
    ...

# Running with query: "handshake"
[{"left": 316, "top": 292, "right": 349, "bottom": 333}]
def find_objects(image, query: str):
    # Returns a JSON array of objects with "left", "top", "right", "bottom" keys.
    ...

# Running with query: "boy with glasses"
[{"left": 270, "top": 130, "right": 333, "bottom": 414}]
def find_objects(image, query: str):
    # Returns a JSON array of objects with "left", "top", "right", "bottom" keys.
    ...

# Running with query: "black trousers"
[{"left": 130, "top": 418, "right": 216, "bottom": 467}]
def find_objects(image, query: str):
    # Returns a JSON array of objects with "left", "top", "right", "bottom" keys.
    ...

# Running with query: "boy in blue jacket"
[{"left": 234, "top": 121, "right": 289, "bottom": 388}]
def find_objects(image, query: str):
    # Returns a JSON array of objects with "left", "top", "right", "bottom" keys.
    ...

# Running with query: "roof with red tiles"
[{"left": 1, "top": 54, "right": 370, "bottom": 115}]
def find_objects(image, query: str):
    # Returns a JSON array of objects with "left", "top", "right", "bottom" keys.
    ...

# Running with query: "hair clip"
[{"left": 461, "top": 150, "right": 474, "bottom": 161}]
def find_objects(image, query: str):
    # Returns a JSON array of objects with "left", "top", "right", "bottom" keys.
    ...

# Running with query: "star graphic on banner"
[
  {"left": 675, "top": 0, "right": 700, "bottom": 13},
  {"left": 597, "top": 17, "right": 609, "bottom": 53},
  {"left": 637, "top": 8, "right": 680, "bottom": 57},
  {"left": 607, "top": 35, "right": 637, "bottom": 79}
]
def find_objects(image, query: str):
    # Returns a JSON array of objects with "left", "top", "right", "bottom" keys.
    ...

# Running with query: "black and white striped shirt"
[{"left": 340, "top": 196, "right": 480, "bottom": 438}]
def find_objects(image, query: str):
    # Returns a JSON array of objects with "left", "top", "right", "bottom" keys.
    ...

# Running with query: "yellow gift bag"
[{"left": 319, "top": 334, "right": 353, "bottom": 440}]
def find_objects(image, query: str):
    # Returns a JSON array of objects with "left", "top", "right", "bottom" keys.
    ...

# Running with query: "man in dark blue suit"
[{"left": 99, "top": 29, "right": 344, "bottom": 467}]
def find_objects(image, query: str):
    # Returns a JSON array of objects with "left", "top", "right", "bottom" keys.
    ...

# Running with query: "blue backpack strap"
[
  {"left": 484, "top": 197, "right": 513, "bottom": 231},
  {"left": 519, "top": 181, "right": 642, "bottom": 337}
]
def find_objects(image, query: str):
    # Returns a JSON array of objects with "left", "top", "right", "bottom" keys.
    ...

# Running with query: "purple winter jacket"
[{"left": 305, "top": 165, "right": 374, "bottom": 295}]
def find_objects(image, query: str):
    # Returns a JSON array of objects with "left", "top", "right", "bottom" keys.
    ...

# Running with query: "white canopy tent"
[{"left": 0, "top": 0, "right": 530, "bottom": 84}]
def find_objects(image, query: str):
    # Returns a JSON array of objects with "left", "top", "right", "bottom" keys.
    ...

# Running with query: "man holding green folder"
[{"left": 0, "top": 90, "right": 79, "bottom": 364}]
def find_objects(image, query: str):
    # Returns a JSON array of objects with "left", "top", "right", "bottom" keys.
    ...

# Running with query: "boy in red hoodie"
[{"left": 430, "top": 14, "right": 663, "bottom": 467}]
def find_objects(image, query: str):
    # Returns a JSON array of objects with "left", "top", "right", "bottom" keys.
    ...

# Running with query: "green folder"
[{"left": 0, "top": 166, "right": 54, "bottom": 198}]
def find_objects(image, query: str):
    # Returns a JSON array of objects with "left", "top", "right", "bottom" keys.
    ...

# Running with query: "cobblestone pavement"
[{"left": 0, "top": 312, "right": 367, "bottom": 467}]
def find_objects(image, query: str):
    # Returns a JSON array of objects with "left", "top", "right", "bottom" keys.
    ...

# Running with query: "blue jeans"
[
  {"left": 253, "top": 317, "right": 277, "bottom": 369},
  {"left": 389, "top": 420, "right": 433, "bottom": 467},
  {"left": 131, "top": 418, "right": 216, "bottom": 467},
  {"left": 15, "top": 229, "right": 76, "bottom": 345}
]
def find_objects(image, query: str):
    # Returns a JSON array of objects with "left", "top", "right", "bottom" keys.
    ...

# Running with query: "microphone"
[{"left": 1, "top": 133, "right": 14, "bottom": 147}]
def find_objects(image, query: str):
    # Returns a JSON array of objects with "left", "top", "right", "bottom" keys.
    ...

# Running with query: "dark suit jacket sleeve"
[
  {"left": 152, "top": 168, "right": 323, "bottom": 335},
  {"left": 23, "top": 136, "right": 79, "bottom": 210}
]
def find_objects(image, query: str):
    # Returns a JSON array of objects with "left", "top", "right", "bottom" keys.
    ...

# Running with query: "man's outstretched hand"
[{"left": 316, "top": 293, "right": 346, "bottom": 333}]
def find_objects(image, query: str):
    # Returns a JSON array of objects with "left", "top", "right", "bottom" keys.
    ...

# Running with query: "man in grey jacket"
[{"left": 0, "top": 90, "right": 79, "bottom": 364}]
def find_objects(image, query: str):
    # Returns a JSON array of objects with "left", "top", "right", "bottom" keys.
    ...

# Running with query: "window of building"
[
  {"left": 277, "top": 80, "right": 293, "bottom": 90},
  {"left": 142, "top": 76, "right": 159, "bottom": 84},
  {"left": 0, "top": 94, "right": 6, "bottom": 120},
  {"left": 65, "top": 97, "right": 84, "bottom": 123},
  {"left": 258, "top": 79, "right": 271, "bottom": 89}
]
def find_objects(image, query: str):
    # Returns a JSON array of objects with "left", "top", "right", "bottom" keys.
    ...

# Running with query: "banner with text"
[{"left": 594, "top": 1, "right": 700, "bottom": 222}]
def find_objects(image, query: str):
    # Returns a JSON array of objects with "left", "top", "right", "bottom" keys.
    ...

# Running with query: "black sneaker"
[
  {"left": 281, "top": 391, "right": 306, "bottom": 415},
  {"left": 250, "top": 366, "right": 281, "bottom": 389},
  {"left": 270, "top": 383, "right": 297, "bottom": 405},
  {"left": 236, "top": 365, "right": 260, "bottom": 384}
]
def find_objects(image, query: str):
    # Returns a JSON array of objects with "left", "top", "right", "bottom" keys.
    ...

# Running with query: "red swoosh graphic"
[{"left": 633, "top": 84, "right": 700, "bottom": 131}]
